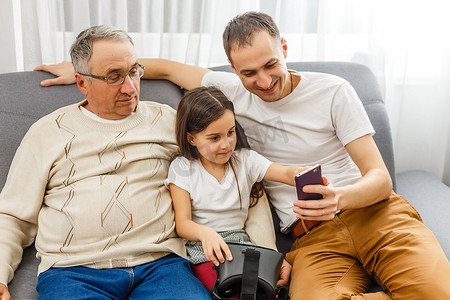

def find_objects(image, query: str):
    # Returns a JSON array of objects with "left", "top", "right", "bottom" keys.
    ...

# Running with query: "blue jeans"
[{"left": 36, "top": 254, "right": 212, "bottom": 300}]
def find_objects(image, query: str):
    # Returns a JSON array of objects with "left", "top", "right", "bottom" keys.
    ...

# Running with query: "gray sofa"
[{"left": 1, "top": 62, "right": 449, "bottom": 299}]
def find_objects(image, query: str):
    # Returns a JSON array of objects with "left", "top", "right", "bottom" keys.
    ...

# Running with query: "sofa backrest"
[
  {"left": 0, "top": 71, "right": 183, "bottom": 189},
  {"left": 0, "top": 62, "right": 396, "bottom": 191}
]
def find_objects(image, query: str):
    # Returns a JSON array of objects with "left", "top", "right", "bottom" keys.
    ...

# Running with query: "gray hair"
[{"left": 70, "top": 25, "right": 134, "bottom": 73}]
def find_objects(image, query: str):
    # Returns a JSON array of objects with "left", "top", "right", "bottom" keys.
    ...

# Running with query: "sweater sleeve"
[{"left": 0, "top": 131, "right": 47, "bottom": 285}]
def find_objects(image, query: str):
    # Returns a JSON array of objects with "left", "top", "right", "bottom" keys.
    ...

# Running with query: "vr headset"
[{"left": 210, "top": 243, "right": 289, "bottom": 300}]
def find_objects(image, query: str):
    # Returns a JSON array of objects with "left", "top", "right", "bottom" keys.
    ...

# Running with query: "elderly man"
[{"left": 0, "top": 25, "right": 211, "bottom": 299}]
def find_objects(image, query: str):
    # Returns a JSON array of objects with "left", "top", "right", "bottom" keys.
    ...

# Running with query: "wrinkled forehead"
[{"left": 89, "top": 39, "right": 137, "bottom": 73}]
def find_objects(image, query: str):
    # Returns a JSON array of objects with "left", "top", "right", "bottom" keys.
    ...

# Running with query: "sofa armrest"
[{"left": 396, "top": 170, "right": 450, "bottom": 257}]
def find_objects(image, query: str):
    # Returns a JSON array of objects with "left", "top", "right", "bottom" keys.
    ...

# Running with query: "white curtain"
[{"left": 1, "top": 0, "right": 449, "bottom": 186}]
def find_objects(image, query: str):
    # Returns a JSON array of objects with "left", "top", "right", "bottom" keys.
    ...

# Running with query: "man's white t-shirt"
[
  {"left": 165, "top": 149, "right": 272, "bottom": 232},
  {"left": 202, "top": 71, "right": 375, "bottom": 232}
]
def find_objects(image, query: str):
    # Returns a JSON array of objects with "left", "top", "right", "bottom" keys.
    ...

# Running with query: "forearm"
[
  {"left": 34, "top": 58, "right": 210, "bottom": 89},
  {"left": 0, "top": 213, "right": 37, "bottom": 285},
  {"left": 265, "top": 163, "right": 307, "bottom": 186},
  {"left": 0, "top": 139, "right": 44, "bottom": 284},
  {"left": 138, "top": 58, "right": 210, "bottom": 90},
  {"left": 286, "top": 166, "right": 304, "bottom": 186},
  {"left": 336, "top": 167, "right": 392, "bottom": 210},
  {"left": 175, "top": 218, "right": 210, "bottom": 242},
  {"left": 337, "top": 134, "right": 393, "bottom": 210},
  {"left": 138, "top": 58, "right": 175, "bottom": 80}
]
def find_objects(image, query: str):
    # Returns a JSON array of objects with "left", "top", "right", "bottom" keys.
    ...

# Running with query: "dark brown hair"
[
  {"left": 175, "top": 86, "right": 264, "bottom": 206},
  {"left": 222, "top": 11, "right": 281, "bottom": 64}
]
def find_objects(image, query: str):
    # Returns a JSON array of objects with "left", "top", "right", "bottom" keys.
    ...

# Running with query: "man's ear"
[{"left": 75, "top": 73, "right": 88, "bottom": 96}]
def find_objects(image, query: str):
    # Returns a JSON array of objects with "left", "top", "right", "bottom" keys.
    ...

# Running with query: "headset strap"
[{"left": 240, "top": 248, "right": 260, "bottom": 300}]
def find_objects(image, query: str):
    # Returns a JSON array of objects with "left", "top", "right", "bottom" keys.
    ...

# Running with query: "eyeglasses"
[{"left": 78, "top": 64, "right": 145, "bottom": 86}]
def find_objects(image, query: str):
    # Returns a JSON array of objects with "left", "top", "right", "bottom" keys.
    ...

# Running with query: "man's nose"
[
  {"left": 120, "top": 74, "right": 137, "bottom": 94},
  {"left": 255, "top": 73, "right": 272, "bottom": 89}
]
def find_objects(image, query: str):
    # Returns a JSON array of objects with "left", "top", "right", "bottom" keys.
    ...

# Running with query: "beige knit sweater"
[{"left": 0, "top": 100, "right": 185, "bottom": 285}]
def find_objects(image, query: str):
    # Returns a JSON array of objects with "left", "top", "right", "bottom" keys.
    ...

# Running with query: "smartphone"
[{"left": 295, "top": 164, "right": 323, "bottom": 200}]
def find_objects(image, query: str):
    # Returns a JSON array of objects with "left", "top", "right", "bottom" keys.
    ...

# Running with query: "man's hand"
[
  {"left": 0, "top": 283, "right": 12, "bottom": 300},
  {"left": 276, "top": 259, "right": 292, "bottom": 286},
  {"left": 292, "top": 176, "right": 339, "bottom": 221},
  {"left": 34, "top": 61, "right": 76, "bottom": 87},
  {"left": 200, "top": 227, "right": 233, "bottom": 267}
]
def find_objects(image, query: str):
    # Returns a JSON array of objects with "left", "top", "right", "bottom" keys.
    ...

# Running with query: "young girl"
[{"left": 165, "top": 86, "right": 307, "bottom": 292}]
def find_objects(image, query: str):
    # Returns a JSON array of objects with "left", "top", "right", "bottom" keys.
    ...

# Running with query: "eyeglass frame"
[{"left": 78, "top": 64, "right": 145, "bottom": 86}]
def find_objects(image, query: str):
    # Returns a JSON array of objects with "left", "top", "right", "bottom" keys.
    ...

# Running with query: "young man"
[
  {"left": 35, "top": 12, "right": 450, "bottom": 299},
  {"left": 0, "top": 25, "right": 211, "bottom": 299}
]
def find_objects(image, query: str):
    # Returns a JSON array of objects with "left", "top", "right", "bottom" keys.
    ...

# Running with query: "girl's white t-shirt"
[{"left": 165, "top": 149, "right": 272, "bottom": 232}]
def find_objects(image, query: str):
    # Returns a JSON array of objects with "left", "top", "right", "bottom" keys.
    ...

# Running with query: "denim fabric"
[{"left": 36, "top": 254, "right": 211, "bottom": 300}]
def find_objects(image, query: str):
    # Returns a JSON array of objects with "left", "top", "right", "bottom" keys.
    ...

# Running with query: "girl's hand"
[
  {"left": 200, "top": 227, "right": 233, "bottom": 266},
  {"left": 276, "top": 259, "right": 292, "bottom": 286}
]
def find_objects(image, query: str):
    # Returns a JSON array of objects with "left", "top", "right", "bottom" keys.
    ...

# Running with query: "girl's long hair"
[{"left": 175, "top": 86, "right": 264, "bottom": 207}]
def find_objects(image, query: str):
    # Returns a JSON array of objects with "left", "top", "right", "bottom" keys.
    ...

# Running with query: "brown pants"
[{"left": 285, "top": 192, "right": 450, "bottom": 300}]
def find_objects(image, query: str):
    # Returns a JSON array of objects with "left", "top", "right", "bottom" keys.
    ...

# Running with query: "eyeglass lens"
[{"left": 107, "top": 66, "right": 144, "bottom": 85}]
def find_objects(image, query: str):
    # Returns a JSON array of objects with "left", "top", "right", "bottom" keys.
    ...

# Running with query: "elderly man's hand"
[
  {"left": 0, "top": 283, "right": 12, "bottom": 300},
  {"left": 34, "top": 61, "right": 76, "bottom": 87}
]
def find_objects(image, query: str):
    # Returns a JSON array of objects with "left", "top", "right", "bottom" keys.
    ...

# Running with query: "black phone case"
[{"left": 295, "top": 165, "right": 323, "bottom": 200}]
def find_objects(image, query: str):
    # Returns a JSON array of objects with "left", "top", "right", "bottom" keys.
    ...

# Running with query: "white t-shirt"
[
  {"left": 202, "top": 71, "right": 375, "bottom": 232},
  {"left": 165, "top": 149, "right": 272, "bottom": 232}
]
